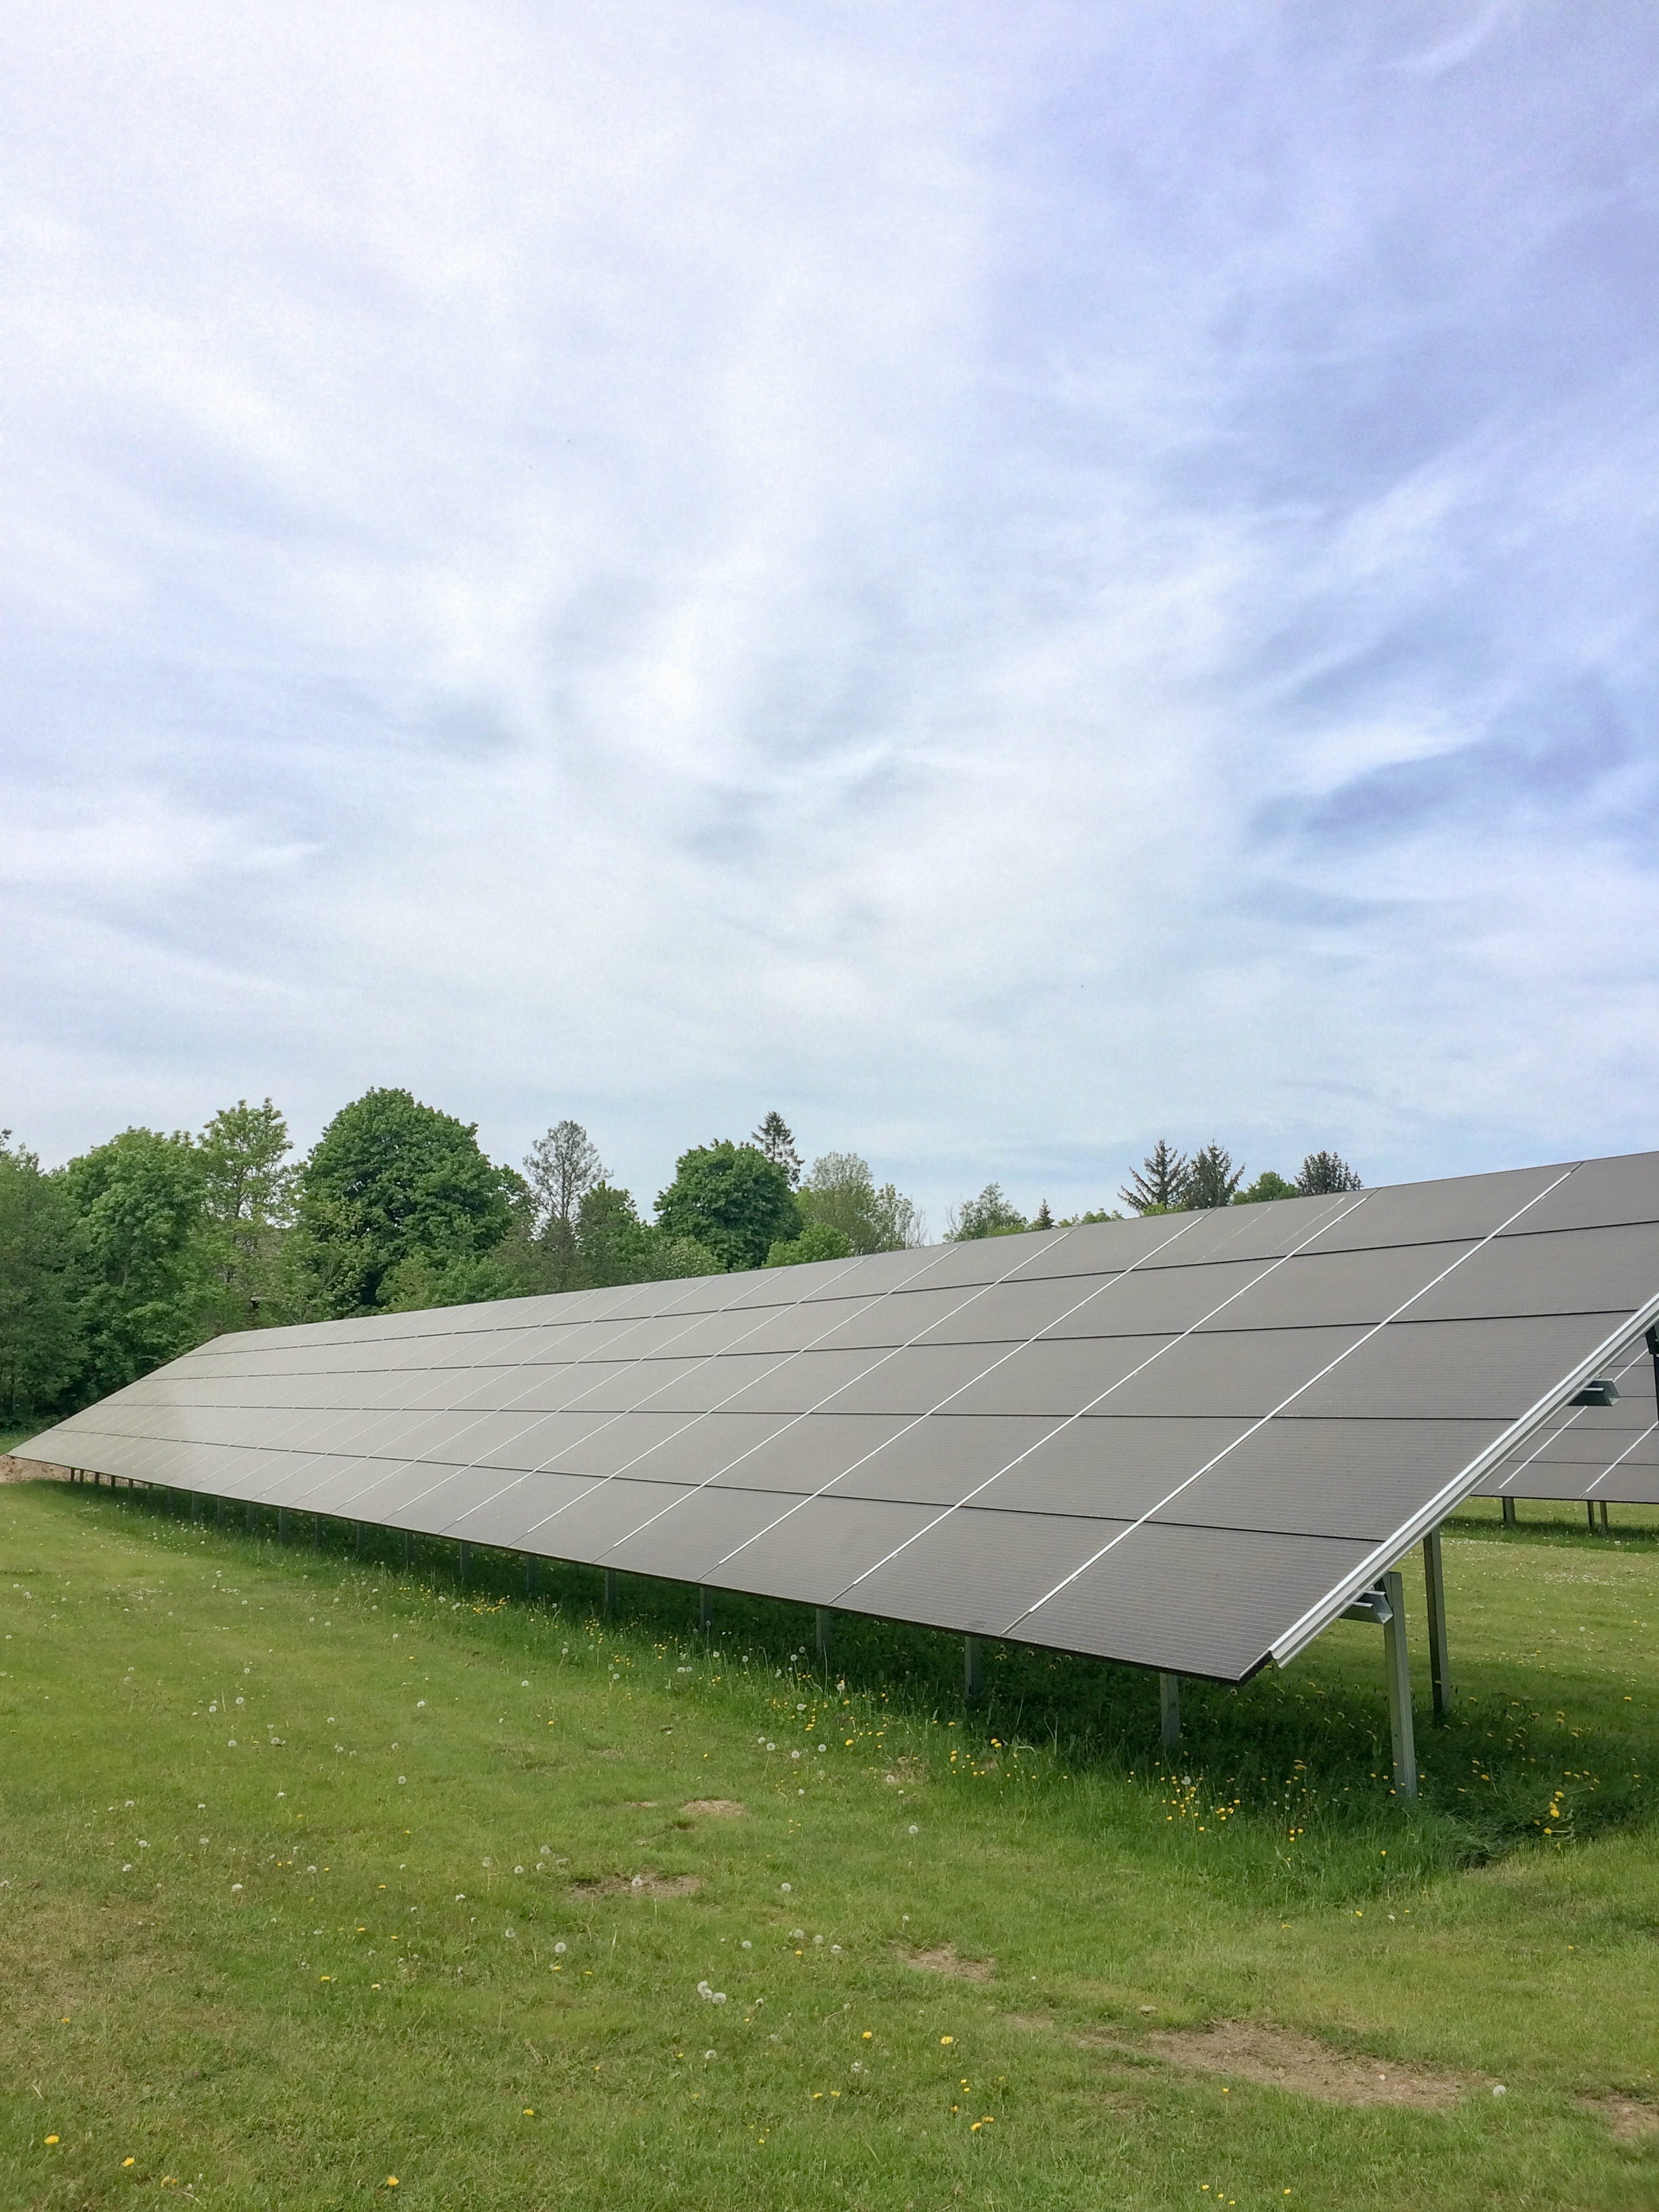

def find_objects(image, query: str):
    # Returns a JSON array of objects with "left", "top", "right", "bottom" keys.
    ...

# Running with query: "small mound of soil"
[
  {"left": 621, "top": 1799, "right": 659, "bottom": 1809},
  {"left": 680, "top": 1799, "right": 745, "bottom": 1817},
  {"left": 1579, "top": 2095, "right": 1659, "bottom": 2143},
  {"left": 1144, "top": 2022, "right": 1467, "bottom": 2110},
  {"left": 571, "top": 1870, "right": 701, "bottom": 1898},
  {"left": 901, "top": 1943, "right": 995, "bottom": 1983}
]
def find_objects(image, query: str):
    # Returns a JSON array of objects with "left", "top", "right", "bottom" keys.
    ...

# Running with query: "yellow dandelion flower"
[
  {"left": 940, "top": 2034, "right": 954, "bottom": 2045},
  {"left": 123, "top": 2157, "right": 136, "bottom": 2168},
  {"left": 523, "top": 2106, "right": 535, "bottom": 2116},
  {"left": 44, "top": 2135, "right": 60, "bottom": 2146}
]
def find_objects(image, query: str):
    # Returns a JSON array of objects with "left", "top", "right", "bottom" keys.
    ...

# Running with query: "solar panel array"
[{"left": 18, "top": 1149, "right": 1659, "bottom": 1680}]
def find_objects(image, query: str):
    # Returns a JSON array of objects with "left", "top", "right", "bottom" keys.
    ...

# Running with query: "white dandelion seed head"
[
  {"left": 831, "top": 1944, "right": 842, "bottom": 1954},
  {"left": 909, "top": 1824, "right": 919, "bottom": 1835},
  {"left": 791, "top": 1750, "right": 801, "bottom": 1760},
  {"left": 230, "top": 1883, "right": 242, "bottom": 1891},
  {"left": 704, "top": 2050, "right": 716, "bottom": 2061},
  {"left": 514, "top": 1866, "right": 524, "bottom": 1875},
  {"left": 554, "top": 1942, "right": 567, "bottom": 1954},
  {"left": 1492, "top": 2084, "right": 1507, "bottom": 2097},
  {"left": 398, "top": 1776, "right": 407, "bottom": 1784},
  {"left": 455, "top": 1893, "right": 466, "bottom": 1902},
  {"left": 740, "top": 1940, "right": 752, "bottom": 1950},
  {"left": 712, "top": 1991, "right": 727, "bottom": 2005},
  {"left": 779, "top": 1882, "right": 791, "bottom": 1893},
  {"left": 791, "top": 1928, "right": 804, "bottom": 1940}
]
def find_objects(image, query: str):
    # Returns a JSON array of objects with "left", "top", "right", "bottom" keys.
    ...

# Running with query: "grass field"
[{"left": 3, "top": 1476, "right": 1656, "bottom": 2210}]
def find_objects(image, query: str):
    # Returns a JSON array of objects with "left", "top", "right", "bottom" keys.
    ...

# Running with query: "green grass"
[{"left": 3, "top": 1479, "right": 1657, "bottom": 2209}]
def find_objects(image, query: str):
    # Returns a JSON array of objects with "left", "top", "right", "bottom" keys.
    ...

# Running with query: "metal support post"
[
  {"left": 402, "top": 1530, "right": 413, "bottom": 1570},
  {"left": 313, "top": 1512, "right": 323, "bottom": 1549},
  {"left": 523, "top": 1551, "right": 538, "bottom": 1597},
  {"left": 1501, "top": 1496, "right": 1517, "bottom": 1528},
  {"left": 245, "top": 1502, "right": 255, "bottom": 1535},
  {"left": 1380, "top": 1568, "right": 1417, "bottom": 1798},
  {"left": 603, "top": 1568, "right": 617, "bottom": 1617},
  {"left": 215, "top": 1497, "right": 225, "bottom": 1528},
  {"left": 964, "top": 1634, "right": 983, "bottom": 1700},
  {"left": 457, "top": 1540, "right": 470, "bottom": 1584},
  {"left": 1600, "top": 1500, "right": 1611, "bottom": 1533},
  {"left": 355, "top": 1521, "right": 365, "bottom": 1557},
  {"left": 1422, "top": 1528, "right": 1452, "bottom": 1723},
  {"left": 278, "top": 1508, "right": 289, "bottom": 1544},
  {"left": 815, "top": 1607, "right": 832, "bottom": 1666},
  {"left": 698, "top": 1584, "right": 712, "bottom": 1635},
  {"left": 1587, "top": 1502, "right": 1597, "bottom": 1534},
  {"left": 1159, "top": 1671, "right": 1181, "bottom": 1750}
]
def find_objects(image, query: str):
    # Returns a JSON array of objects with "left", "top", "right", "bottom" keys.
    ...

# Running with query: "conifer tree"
[
  {"left": 752, "top": 1111, "right": 804, "bottom": 1189},
  {"left": 1296, "top": 1149, "right": 1363, "bottom": 1194},
  {"left": 1119, "top": 1139, "right": 1189, "bottom": 1214}
]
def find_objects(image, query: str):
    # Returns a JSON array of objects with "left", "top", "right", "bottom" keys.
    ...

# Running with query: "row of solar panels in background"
[{"left": 1477, "top": 1328, "right": 1659, "bottom": 1502}]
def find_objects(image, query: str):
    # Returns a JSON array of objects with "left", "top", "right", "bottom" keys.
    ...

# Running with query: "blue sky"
[{"left": 3, "top": 1, "right": 1656, "bottom": 1227}]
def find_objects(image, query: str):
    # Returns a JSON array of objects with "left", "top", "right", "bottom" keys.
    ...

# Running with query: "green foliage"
[
  {"left": 58, "top": 1126, "right": 205, "bottom": 1396},
  {"left": 1119, "top": 1139, "right": 1189, "bottom": 1214},
  {"left": 655, "top": 1141, "right": 801, "bottom": 1271},
  {"left": 947, "top": 1183, "right": 1027, "bottom": 1240},
  {"left": 1185, "top": 1141, "right": 1245, "bottom": 1209},
  {"left": 1298, "top": 1149, "right": 1364, "bottom": 1193},
  {"left": 1236, "top": 1168, "right": 1299, "bottom": 1204},
  {"left": 193, "top": 1100, "right": 297, "bottom": 1333},
  {"left": 574, "top": 1184, "right": 722, "bottom": 1288},
  {"left": 764, "top": 1219, "right": 855, "bottom": 1267},
  {"left": 293, "top": 1088, "right": 515, "bottom": 1318},
  {"left": 523, "top": 1120, "right": 607, "bottom": 1292},
  {"left": 796, "top": 1151, "right": 923, "bottom": 1254},
  {"left": 0, "top": 1136, "right": 82, "bottom": 1418}
]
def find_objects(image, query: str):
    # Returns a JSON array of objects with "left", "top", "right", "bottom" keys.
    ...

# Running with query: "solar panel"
[{"left": 19, "top": 1148, "right": 1659, "bottom": 1679}]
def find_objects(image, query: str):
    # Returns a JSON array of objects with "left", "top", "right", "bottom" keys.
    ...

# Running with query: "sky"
[{"left": 3, "top": 1, "right": 1657, "bottom": 1229}]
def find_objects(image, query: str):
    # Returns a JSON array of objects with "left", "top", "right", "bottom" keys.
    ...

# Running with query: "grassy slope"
[{"left": 1, "top": 1481, "right": 1656, "bottom": 2211}]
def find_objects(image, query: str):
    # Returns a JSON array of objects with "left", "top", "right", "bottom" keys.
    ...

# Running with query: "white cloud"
[{"left": 2, "top": 0, "right": 1656, "bottom": 1217}]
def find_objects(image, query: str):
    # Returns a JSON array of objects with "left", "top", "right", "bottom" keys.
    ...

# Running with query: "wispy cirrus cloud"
[{"left": 1, "top": 0, "right": 1656, "bottom": 1213}]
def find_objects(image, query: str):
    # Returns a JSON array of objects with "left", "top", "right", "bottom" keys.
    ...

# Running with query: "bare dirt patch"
[
  {"left": 901, "top": 1943, "right": 996, "bottom": 1983},
  {"left": 570, "top": 1870, "right": 701, "bottom": 1898},
  {"left": 680, "top": 1799, "right": 745, "bottom": 1817},
  {"left": 1, "top": 1456, "right": 68, "bottom": 1483},
  {"left": 590, "top": 1748, "right": 624, "bottom": 1760},
  {"left": 1142, "top": 2022, "right": 1468, "bottom": 2110},
  {"left": 621, "top": 1799, "right": 659, "bottom": 1809},
  {"left": 1579, "top": 2095, "right": 1659, "bottom": 2144},
  {"left": 882, "top": 1757, "right": 926, "bottom": 1786}
]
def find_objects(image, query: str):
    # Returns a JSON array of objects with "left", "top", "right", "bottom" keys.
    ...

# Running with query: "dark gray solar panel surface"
[{"left": 19, "top": 1149, "right": 1659, "bottom": 1678}]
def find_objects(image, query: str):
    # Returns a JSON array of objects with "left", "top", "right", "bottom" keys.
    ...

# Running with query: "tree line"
[
  {"left": 0, "top": 1094, "right": 924, "bottom": 1423},
  {"left": 0, "top": 1088, "right": 1359, "bottom": 1426}
]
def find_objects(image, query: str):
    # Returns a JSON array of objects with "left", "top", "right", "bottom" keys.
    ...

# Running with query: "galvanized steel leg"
[
  {"left": 815, "top": 1607, "right": 832, "bottom": 1665},
  {"left": 245, "top": 1502, "right": 255, "bottom": 1535},
  {"left": 1587, "top": 1502, "right": 1597, "bottom": 1533},
  {"left": 523, "top": 1551, "right": 538, "bottom": 1597},
  {"left": 1160, "top": 1671, "right": 1181, "bottom": 1750},
  {"left": 278, "top": 1508, "right": 289, "bottom": 1544},
  {"left": 1422, "top": 1528, "right": 1452, "bottom": 1723},
  {"left": 313, "top": 1512, "right": 323, "bottom": 1549},
  {"left": 698, "top": 1584, "right": 712, "bottom": 1635},
  {"left": 402, "top": 1530, "right": 413, "bottom": 1570},
  {"left": 964, "top": 1635, "right": 983, "bottom": 1700},
  {"left": 457, "top": 1540, "right": 470, "bottom": 1584},
  {"left": 1381, "top": 1568, "right": 1416, "bottom": 1799},
  {"left": 355, "top": 1521, "right": 365, "bottom": 1557},
  {"left": 1600, "top": 1500, "right": 1611, "bottom": 1533},
  {"left": 603, "top": 1568, "right": 617, "bottom": 1617},
  {"left": 1501, "top": 1496, "right": 1517, "bottom": 1527}
]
